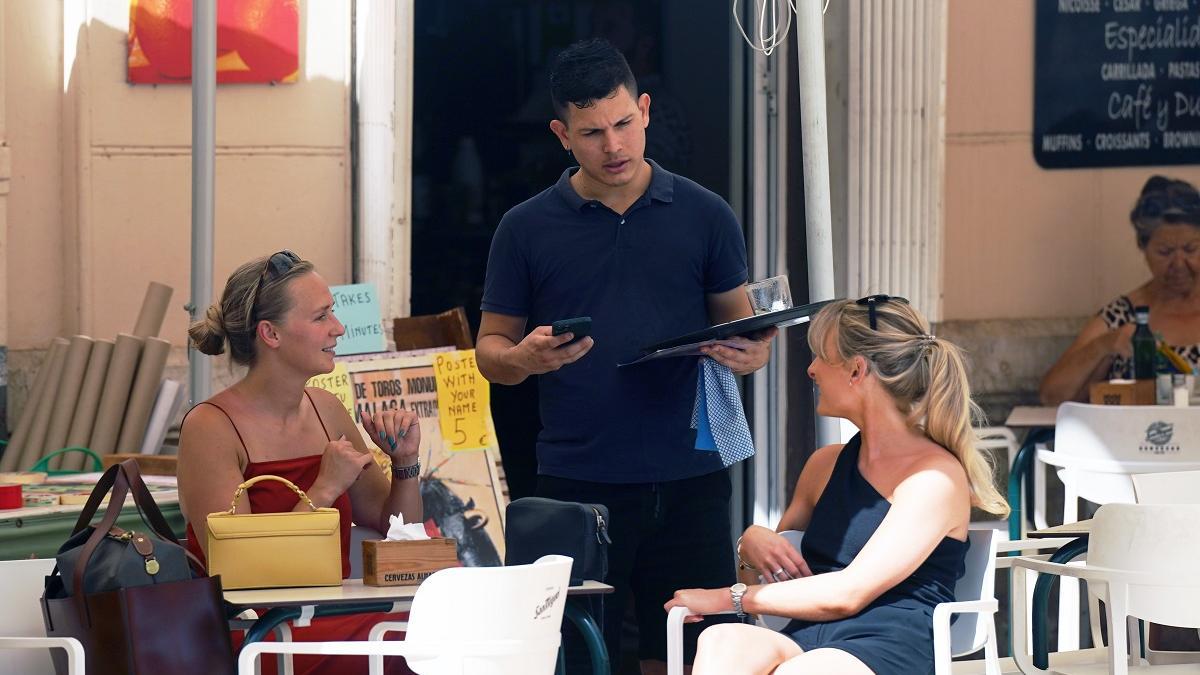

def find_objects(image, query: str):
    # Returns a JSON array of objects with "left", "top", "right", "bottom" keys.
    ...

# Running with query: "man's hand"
[
  {"left": 513, "top": 325, "right": 594, "bottom": 375},
  {"left": 700, "top": 327, "right": 777, "bottom": 375}
]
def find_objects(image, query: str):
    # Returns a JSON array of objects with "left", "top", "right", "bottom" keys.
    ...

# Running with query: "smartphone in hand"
[{"left": 551, "top": 316, "right": 592, "bottom": 346}]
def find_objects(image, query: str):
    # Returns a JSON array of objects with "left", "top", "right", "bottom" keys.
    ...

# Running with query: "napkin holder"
[{"left": 362, "top": 538, "right": 459, "bottom": 586}]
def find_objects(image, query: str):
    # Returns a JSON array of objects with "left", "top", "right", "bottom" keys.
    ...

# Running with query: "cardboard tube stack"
[
  {"left": 116, "top": 338, "right": 171, "bottom": 455},
  {"left": 0, "top": 342, "right": 57, "bottom": 472},
  {"left": 132, "top": 282, "right": 172, "bottom": 338},
  {"left": 61, "top": 339, "right": 115, "bottom": 472},
  {"left": 45, "top": 336, "right": 95, "bottom": 471},
  {"left": 15, "top": 339, "right": 70, "bottom": 471},
  {"left": 89, "top": 334, "right": 145, "bottom": 458},
  {"left": 0, "top": 282, "right": 177, "bottom": 473}
]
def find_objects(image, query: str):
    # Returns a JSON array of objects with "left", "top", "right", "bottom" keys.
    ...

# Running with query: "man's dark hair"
[{"left": 549, "top": 38, "right": 638, "bottom": 123}]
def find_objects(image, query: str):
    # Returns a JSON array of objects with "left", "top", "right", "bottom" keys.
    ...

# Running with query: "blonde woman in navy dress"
[{"left": 666, "top": 297, "right": 1009, "bottom": 674}]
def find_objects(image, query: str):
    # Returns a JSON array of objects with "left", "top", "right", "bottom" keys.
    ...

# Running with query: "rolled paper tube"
[
  {"left": 116, "top": 338, "right": 171, "bottom": 455},
  {"left": 131, "top": 282, "right": 173, "bottom": 338},
  {"left": 16, "top": 338, "right": 70, "bottom": 471},
  {"left": 89, "top": 334, "right": 144, "bottom": 457},
  {"left": 0, "top": 340, "right": 59, "bottom": 472},
  {"left": 44, "top": 336, "right": 95, "bottom": 471},
  {"left": 62, "top": 339, "right": 114, "bottom": 471}
]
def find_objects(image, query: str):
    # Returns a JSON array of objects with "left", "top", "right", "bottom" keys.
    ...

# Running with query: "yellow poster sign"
[
  {"left": 306, "top": 361, "right": 354, "bottom": 418},
  {"left": 433, "top": 350, "right": 490, "bottom": 451}
]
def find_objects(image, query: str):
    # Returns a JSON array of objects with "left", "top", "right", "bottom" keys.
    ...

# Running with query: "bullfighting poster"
[{"left": 310, "top": 351, "right": 507, "bottom": 567}]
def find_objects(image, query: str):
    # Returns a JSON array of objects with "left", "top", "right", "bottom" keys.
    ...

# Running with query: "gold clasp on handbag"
[
  {"left": 228, "top": 474, "right": 318, "bottom": 514},
  {"left": 108, "top": 526, "right": 160, "bottom": 575}
]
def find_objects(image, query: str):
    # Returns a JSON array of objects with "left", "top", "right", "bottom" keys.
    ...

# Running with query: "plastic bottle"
[{"left": 1131, "top": 306, "right": 1156, "bottom": 379}]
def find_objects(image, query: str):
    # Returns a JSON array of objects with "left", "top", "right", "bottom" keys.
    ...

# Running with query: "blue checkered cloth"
[{"left": 691, "top": 357, "right": 756, "bottom": 467}]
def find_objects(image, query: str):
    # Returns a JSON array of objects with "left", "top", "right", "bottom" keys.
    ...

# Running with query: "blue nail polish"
[
  {"left": 378, "top": 431, "right": 387, "bottom": 442},
  {"left": 388, "top": 436, "right": 397, "bottom": 449},
  {"left": 397, "top": 428, "right": 407, "bottom": 438}
]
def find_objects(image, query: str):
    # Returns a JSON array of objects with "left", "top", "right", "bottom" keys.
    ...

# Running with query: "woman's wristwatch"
[
  {"left": 391, "top": 461, "right": 420, "bottom": 480},
  {"left": 730, "top": 582, "right": 748, "bottom": 618}
]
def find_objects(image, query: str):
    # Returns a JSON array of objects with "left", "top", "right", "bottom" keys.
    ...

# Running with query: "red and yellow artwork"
[{"left": 128, "top": 0, "right": 299, "bottom": 84}]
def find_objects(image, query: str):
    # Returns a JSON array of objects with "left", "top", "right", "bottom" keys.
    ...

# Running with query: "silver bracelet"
[
  {"left": 391, "top": 461, "right": 420, "bottom": 480},
  {"left": 735, "top": 535, "right": 756, "bottom": 571}
]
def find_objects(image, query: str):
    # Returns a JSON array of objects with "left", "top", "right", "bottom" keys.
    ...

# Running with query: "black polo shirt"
[{"left": 481, "top": 160, "right": 747, "bottom": 483}]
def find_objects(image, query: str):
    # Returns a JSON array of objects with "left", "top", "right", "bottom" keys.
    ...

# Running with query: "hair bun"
[{"left": 187, "top": 303, "right": 228, "bottom": 356}]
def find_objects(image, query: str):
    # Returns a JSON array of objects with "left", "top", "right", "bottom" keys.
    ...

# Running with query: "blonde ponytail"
[{"left": 809, "top": 299, "right": 1010, "bottom": 517}]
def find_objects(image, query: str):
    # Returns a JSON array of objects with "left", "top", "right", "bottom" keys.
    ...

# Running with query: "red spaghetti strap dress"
[{"left": 184, "top": 393, "right": 416, "bottom": 675}]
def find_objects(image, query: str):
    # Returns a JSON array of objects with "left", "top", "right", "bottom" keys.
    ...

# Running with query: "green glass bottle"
[{"left": 1131, "top": 306, "right": 1156, "bottom": 379}]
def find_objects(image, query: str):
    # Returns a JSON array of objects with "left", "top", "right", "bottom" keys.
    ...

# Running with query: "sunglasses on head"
[
  {"left": 249, "top": 250, "right": 302, "bottom": 323},
  {"left": 1139, "top": 192, "right": 1200, "bottom": 220},
  {"left": 855, "top": 294, "right": 909, "bottom": 330},
  {"left": 263, "top": 250, "right": 301, "bottom": 281}
]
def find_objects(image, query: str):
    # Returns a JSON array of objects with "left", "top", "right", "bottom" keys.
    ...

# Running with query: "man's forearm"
[{"left": 477, "top": 335, "right": 530, "bottom": 385}]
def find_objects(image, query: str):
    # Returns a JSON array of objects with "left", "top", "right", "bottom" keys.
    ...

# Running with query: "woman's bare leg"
[
  {"left": 773, "top": 648, "right": 874, "bottom": 675},
  {"left": 691, "top": 623, "right": 804, "bottom": 675}
]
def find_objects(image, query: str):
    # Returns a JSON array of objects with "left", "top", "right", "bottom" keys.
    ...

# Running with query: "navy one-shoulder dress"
[{"left": 781, "top": 433, "right": 967, "bottom": 675}]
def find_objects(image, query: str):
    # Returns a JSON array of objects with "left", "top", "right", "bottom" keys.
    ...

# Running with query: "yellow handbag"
[{"left": 206, "top": 474, "right": 342, "bottom": 590}]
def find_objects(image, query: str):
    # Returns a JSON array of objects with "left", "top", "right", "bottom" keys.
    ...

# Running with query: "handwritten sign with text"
[
  {"left": 331, "top": 283, "right": 386, "bottom": 355},
  {"left": 1034, "top": 0, "right": 1200, "bottom": 168},
  {"left": 433, "top": 350, "right": 491, "bottom": 452}
]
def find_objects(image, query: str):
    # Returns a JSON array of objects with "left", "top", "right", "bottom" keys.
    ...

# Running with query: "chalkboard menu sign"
[{"left": 1034, "top": 0, "right": 1200, "bottom": 169}]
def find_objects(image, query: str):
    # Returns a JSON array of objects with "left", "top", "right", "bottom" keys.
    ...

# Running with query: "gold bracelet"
[{"left": 735, "top": 535, "right": 756, "bottom": 571}]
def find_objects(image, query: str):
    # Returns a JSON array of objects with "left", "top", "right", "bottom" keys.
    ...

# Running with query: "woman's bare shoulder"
[
  {"left": 177, "top": 401, "right": 247, "bottom": 470},
  {"left": 305, "top": 386, "right": 355, "bottom": 422},
  {"left": 798, "top": 443, "right": 846, "bottom": 496},
  {"left": 897, "top": 441, "right": 969, "bottom": 499}
]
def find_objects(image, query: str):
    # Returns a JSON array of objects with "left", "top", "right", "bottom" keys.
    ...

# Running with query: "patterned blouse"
[{"left": 1099, "top": 295, "right": 1200, "bottom": 379}]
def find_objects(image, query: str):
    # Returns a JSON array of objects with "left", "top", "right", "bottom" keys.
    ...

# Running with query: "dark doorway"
[
  {"left": 411, "top": 3, "right": 734, "bottom": 671},
  {"left": 411, "top": 0, "right": 734, "bottom": 502}
]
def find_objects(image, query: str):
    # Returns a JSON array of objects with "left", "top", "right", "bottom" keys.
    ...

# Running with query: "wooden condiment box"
[
  {"left": 362, "top": 538, "right": 458, "bottom": 587},
  {"left": 1089, "top": 379, "right": 1155, "bottom": 406}
]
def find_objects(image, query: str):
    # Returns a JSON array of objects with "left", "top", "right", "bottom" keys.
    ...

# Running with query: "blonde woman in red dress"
[{"left": 179, "top": 251, "right": 422, "bottom": 675}]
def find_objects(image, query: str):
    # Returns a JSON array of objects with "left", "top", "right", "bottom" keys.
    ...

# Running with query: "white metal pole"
[
  {"left": 189, "top": 0, "right": 216, "bottom": 406},
  {"left": 794, "top": 0, "right": 839, "bottom": 447}
]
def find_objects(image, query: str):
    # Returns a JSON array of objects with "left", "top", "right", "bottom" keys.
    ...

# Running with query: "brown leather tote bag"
[{"left": 41, "top": 460, "right": 235, "bottom": 675}]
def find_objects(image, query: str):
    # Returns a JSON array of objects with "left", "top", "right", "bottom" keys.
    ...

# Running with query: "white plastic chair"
[
  {"left": 665, "top": 528, "right": 1002, "bottom": 675},
  {"left": 0, "top": 558, "right": 85, "bottom": 675},
  {"left": 1132, "top": 470, "right": 1200, "bottom": 505},
  {"left": 1036, "top": 403, "right": 1200, "bottom": 652},
  {"left": 1130, "top": 470, "right": 1200, "bottom": 666},
  {"left": 238, "top": 554, "right": 572, "bottom": 675},
  {"left": 1011, "top": 503, "right": 1200, "bottom": 675}
]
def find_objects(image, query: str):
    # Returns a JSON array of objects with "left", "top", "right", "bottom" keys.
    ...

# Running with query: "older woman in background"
[{"left": 1040, "top": 176, "right": 1200, "bottom": 405}]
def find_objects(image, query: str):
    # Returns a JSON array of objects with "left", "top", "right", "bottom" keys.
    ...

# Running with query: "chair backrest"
[
  {"left": 949, "top": 528, "right": 1000, "bottom": 656},
  {"left": 0, "top": 558, "right": 58, "bottom": 674},
  {"left": 975, "top": 427, "right": 1018, "bottom": 470},
  {"left": 1050, "top": 403, "right": 1200, "bottom": 505},
  {"left": 1132, "top": 469, "right": 1200, "bottom": 504},
  {"left": 392, "top": 307, "right": 474, "bottom": 352},
  {"left": 403, "top": 554, "right": 572, "bottom": 675},
  {"left": 1087, "top": 503, "right": 1200, "bottom": 628}
]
